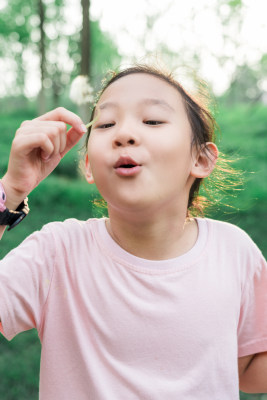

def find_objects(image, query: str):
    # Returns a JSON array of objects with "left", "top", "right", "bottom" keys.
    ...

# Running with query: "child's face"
[{"left": 86, "top": 73, "right": 199, "bottom": 216}]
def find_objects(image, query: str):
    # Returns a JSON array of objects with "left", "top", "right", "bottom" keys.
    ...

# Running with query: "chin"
[{"left": 107, "top": 195, "right": 153, "bottom": 214}]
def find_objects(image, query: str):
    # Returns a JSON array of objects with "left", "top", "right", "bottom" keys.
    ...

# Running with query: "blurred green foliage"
[
  {"left": 0, "top": 0, "right": 121, "bottom": 107},
  {"left": 0, "top": 100, "right": 266, "bottom": 399},
  {"left": 209, "top": 101, "right": 267, "bottom": 257}
]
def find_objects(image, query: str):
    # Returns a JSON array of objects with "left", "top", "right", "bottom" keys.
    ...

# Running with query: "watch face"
[{"left": 0, "top": 183, "right": 6, "bottom": 212}]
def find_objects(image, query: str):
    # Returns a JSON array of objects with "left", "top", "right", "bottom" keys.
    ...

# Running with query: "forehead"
[{"left": 97, "top": 73, "right": 185, "bottom": 112}]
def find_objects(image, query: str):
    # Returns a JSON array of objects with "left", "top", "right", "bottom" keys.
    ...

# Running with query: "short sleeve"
[
  {"left": 0, "top": 225, "right": 56, "bottom": 341},
  {"left": 238, "top": 251, "right": 267, "bottom": 357}
]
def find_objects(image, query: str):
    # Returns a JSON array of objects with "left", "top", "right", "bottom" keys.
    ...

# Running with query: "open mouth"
[
  {"left": 114, "top": 156, "right": 141, "bottom": 176},
  {"left": 114, "top": 156, "right": 139, "bottom": 169},
  {"left": 119, "top": 164, "right": 136, "bottom": 168}
]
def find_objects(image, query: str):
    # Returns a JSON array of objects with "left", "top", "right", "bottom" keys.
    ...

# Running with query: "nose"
[{"left": 112, "top": 122, "right": 140, "bottom": 148}]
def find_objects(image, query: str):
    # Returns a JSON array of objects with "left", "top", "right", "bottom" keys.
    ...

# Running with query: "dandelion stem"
[{"left": 85, "top": 113, "right": 99, "bottom": 129}]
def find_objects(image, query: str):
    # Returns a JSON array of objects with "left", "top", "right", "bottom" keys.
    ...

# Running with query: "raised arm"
[{"left": 0, "top": 107, "right": 87, "bottom": 239}]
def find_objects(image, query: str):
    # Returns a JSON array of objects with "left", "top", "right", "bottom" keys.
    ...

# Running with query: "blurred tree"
[
  {"left": 79, "top": 0, "right": 91, "bottom": 121},
  {"left": 0, "top": 0, "right": 35, "bottom": 95},
  {"left": 222, "top": 64, "right": 260, "bottom": 104},
  {"left": 220, "top": 58, "right": 267, "bottom": 105},
  {"left": 0, "top": 0, "right": 121, "bottom": 111},
  {"left": 38, "top": 0, "right": 46, "bottom": 114},
  {"left": 90, "top": 20, "right": 121, "bottom": 86},
  {"left": 81, "top": 0, "right": 90, "bottom": 77},
  {"left": 215, "top": 0, "right": 244, "bottom": 71},
  {"left": 257, "top": 53, "right": 267, "bottom": 103},
  {"left": 42, "top": 0, "right": 67, "bottom": 108}
]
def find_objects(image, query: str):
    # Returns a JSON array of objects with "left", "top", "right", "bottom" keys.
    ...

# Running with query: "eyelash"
[
  {"left": 97, "top": 121, "right": 164, "bottom": 129},
  {"left": 98, "top": 123, "right": 115, "bottom": 129},
  {"left": 145, "top": 120, "right": 163, "bottom": 125}
]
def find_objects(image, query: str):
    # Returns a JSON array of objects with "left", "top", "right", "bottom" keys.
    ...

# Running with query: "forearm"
[{"left": 240, "top": 352, "right": 267, "bottom": 393}]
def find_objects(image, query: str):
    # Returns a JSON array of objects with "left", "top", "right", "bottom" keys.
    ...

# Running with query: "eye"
[
  {"left": 144, "top": 120, "right": 164, "bottom": 126},
  {"left": 97, "top": 123, "right": 115, "bottom": 129}
]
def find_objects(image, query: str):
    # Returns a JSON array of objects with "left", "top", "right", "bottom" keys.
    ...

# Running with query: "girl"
[{"left": 0, "top": 64, "right": 267, "bottom": 399}]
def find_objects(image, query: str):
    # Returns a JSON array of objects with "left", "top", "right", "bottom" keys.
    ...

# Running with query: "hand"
[{"left": 2, "top": 107, "right": 87, "bottom": 207}]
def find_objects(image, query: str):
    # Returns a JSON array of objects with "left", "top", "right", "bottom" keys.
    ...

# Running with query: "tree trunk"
[
  {"left": 81, "top": 0, "right": 90, "bottom": 76},
  {"left": 38, "top": 0, "right": 46, "bottom": 115},
  {"left": 80, "top": 0, "right": 91, "bottom": 122}
]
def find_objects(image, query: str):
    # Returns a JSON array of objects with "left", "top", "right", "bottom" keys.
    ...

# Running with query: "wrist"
[
  {"left": 1, "top": 176, "right": 28, "bottom": 210},
  {"left": 0, "top": 179, "right": 30, "bottom": 231}
]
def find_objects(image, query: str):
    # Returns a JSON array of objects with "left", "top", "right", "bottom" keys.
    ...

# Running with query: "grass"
[{"left": 0, "top": 102, "right": 267, "bottom": 399}]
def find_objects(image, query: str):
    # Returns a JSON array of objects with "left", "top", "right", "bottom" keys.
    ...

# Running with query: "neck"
[{"left": 106, "top": 206, "right": 198, "bottom": 261}]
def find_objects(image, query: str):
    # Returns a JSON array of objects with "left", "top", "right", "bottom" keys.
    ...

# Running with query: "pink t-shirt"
[{"left": 0, "top": 217, "right": 267, "bottom": 399}]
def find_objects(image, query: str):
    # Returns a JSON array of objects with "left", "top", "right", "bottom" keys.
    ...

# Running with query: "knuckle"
[
  {"left": 15, "top": 128, "right": 21, "bottom": 137},
  {"left": 39, "top": 133, "right": 50, "bottom": 146},
  {"left": 56, "top": 106, "right": 66, "bottom": 114},
  {"left": 11, "top": 136, "right": 26, "bottom": 153},
  {"left": 49, "top": 125, "right": 63, "bottom": 139},
  {"left": 20, "top": 120, "right": 31, "bottom": 127},
  {"left": 11, "top": 137, "right": 20, "bottom": 150},
  {"left": 15, "top": 127, "right": 25, "bottom": 137},
  {"left": 58, "top": 121, "right": 67, "bottom": 131},
  {"left": 49, "top": 128, "right": 58, "bottom": 140}
]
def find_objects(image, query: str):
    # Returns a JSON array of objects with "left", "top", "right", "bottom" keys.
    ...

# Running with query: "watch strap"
[{"left": 0, "top": 198, "right": 29, "bottom": 231}]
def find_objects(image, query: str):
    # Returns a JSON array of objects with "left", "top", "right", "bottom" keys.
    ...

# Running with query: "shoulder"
[
  {"left": 40, "top": 218, "right": 101, "bottom": 239},
  {"left": 3, "top": 218, "right": 101, "bottom": 252},
  {"left": 204, "top": 217, "right": 257, "bottom": 244},
  {"left": 202, "top": 218, "right": 266, "bottom": 282},
  {"left": 202, "top": 217, "right": 263, "bottom": 258},
  {"left": 17, "top": 218, "right": 105, "bottom": 263},
  {"left": 41, "top": 217, "right": 101, "bottom": 234},
  {"left": 26, "top": 218, "right": 101, "bottom": 246}
]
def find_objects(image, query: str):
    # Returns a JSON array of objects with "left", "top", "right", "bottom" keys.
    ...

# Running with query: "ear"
[
  {"left": 190, "top": 142, "right": 218, "bottom": 178},
  {"left": 85, "top": 154, "right": 95, "bottom": 184}
]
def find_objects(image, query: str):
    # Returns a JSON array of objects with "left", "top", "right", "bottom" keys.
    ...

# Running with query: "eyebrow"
[{"left": 98, "top": 98, "right": 175, "bottom": 112}]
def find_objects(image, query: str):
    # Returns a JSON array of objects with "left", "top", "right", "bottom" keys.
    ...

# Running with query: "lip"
[{"left": 113, "top": 155, "right": 142, "bottom": 177}]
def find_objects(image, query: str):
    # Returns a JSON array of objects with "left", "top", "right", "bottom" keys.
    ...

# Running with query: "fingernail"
[{"left": 80, "top": 124, "right": 87, "bottom": 133}]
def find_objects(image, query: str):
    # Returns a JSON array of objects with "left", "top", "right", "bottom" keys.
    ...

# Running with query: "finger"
[
  {"left": 12, "top": 133, "right": 55, "bottom": 160},
  {"left": 15, "top": 123, "right": 66, "bottom": 156},
  {"left": 61, "top": 126, "right": 85, "bottom": 157},
  {"left": 16, "top": 122, "right": 67, "bottom": 159},
  {"left": 38, "top": 122, "right": 67, "bottom": 157},
  {"left": 34, "top": 107, "right": 87, "bottom": 135},
  {"left": 59, "top": 126, "right": 67, "bottom": 154},
  {"left": 15, "top": 122, "right": 67, "bottom": 153},
  {"left": 17, "top": 121, "right": 67, "bottom": 135},
  {"left": 49, "top": 123, "right": 67, "bottom": 157}
]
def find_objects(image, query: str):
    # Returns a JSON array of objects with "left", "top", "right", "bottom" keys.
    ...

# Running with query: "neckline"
[{"left": 95, "top": 217, "right": 208, "bottom": 274}]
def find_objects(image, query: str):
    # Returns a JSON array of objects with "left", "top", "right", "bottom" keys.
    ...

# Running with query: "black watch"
[
  {"left": 0, "top": 181, "right": 29, "bottom": 231},
  {"left": 0, "top": 198, "right": 29, "bottom": 231}
]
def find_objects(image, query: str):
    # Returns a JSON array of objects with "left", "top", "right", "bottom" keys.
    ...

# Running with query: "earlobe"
[
  {"left": 191, "top": 142, "right": 218, "bottom": 178},
  {"left": 85, "top": 154, "right": 95, "bottom": 184}
]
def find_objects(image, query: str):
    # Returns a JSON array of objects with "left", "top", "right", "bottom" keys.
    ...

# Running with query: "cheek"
[
  {"left": 151, "top": 130, "right": 192, "bottom": 163},
  {"left": 87, "top": 141, "right": 109, "bottom": 183},
  {"left": 87, "top": 136, "right": 103, "bottom": 164}
]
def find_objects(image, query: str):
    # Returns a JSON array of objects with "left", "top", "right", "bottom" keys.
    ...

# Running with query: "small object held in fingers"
[{"left": 85, "top": 113, "right": 99, "bottom": 130}]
